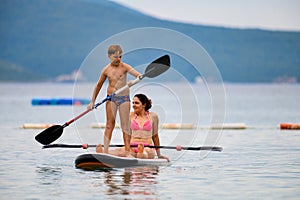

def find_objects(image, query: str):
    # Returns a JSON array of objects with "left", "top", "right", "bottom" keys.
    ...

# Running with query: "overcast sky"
[{"left": 112, "top": 0, "right": 300, "bottom": 31}]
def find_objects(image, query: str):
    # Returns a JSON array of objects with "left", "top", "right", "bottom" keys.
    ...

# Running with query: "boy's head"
[
  {"left": 108, "top": 45, "right": 123, "bottom": 56},
  {"left": 108, "top": 45, "right": 123, "bottom": 66}
]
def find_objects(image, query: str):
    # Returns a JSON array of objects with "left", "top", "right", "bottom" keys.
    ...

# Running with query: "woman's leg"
[
  {"left": 96, "top": 144, "right": 103, "bottom": 153},
  {"left": 145, "top": 148, "right": 155, "bottom": 159},
  {"left": 96, "top": 144, "right": 127, "bottom": 157}
]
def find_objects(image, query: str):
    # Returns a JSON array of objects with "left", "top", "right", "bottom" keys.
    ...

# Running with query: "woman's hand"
[{"left": 158, "top": 155, "right": 170, "bottom": 162}]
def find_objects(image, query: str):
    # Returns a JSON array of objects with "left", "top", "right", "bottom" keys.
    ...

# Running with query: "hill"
[{"left": 0, "top": 0, "right": 299, "bottom": 83}]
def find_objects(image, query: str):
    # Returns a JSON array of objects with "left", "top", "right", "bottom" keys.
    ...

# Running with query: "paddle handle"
[
  {"left": 66, "top": 76, "right": 143, "bottom": 125},
  {"left": 93, "top": 96, "right": 110, "bottom": 109},
  {"left": 93, "top": 76, "right": 142, "bottom": 109},
  {"left": 114, "top": 76, "right": 141, "bottom": 95}
]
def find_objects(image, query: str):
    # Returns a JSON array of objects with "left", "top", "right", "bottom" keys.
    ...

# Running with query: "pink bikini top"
[{"left": 130, "top": 112, "right": 152, "bottom": 131}]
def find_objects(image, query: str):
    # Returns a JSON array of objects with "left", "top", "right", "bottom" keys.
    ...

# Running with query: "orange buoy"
[{"left": 280, "top": 123, "right": 300, "bottom": 130}]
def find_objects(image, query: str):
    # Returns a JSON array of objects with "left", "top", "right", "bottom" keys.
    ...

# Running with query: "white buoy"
[
  {"left": 209, "top": 123, "right": 247, "bottom": 130},
  {"left": 22, "top": 123, "right": 54, "bottom": 129}
]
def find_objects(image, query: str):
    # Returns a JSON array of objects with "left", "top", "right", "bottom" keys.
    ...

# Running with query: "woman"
[{"left": 96, "top": 94, "right": 169, "bottom": 161}]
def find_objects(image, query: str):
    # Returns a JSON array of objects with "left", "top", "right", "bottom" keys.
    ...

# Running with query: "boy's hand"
[
  {"left": 127, "top": 80, "right": 134, "bottom": 87},
  {"left": 127, "top": 78, "right": 141, "bottom": 87},
  {"left": 87, "top": 103, "right": 94, "bottom": 110}
]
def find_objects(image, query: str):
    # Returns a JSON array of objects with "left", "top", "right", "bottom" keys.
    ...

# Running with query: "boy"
[{"left": 87, "top": 45, "right": 141, "bottom": 155}]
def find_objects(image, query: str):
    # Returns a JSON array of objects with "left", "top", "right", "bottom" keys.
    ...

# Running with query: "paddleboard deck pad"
[{"left": 75, "top": 153, "right": 170, "bottom": 170}]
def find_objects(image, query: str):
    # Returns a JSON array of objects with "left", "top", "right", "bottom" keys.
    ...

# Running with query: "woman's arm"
[{"left": 151, "top": 112, "right": 170, "bottom": 161}]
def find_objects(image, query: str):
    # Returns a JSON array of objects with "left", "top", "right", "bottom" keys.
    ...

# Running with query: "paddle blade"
[
  {"left": 35, "top": 125, "right": 64, "bottom": 145},
  {"left": 144, "top": 55, "right": 170, "bottom": 78}
]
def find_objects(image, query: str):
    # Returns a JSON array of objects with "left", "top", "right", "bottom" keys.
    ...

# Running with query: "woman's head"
[{"left": 133, "top": 94, "right": 152, "bottom": 111}]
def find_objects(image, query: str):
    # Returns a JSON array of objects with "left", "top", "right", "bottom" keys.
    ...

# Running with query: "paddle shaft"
[
  {"left": 62, "top": 75, "right": 141, "bottom": 128},
  {"left": 64, "top": 72, "right": 151, "bottom": 127},
  {"left": 35, "top": 55, "right": 170, "bottom": 145},
  {"left": 66, "top": 54, "right": 169, "bottom": 125},
  {"left": 42, "top": 143, "right": 223, "bottom": 152}
]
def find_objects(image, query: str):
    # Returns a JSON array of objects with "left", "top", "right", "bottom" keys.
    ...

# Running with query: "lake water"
[{"left": 0, "top": 82, "right": 299, "bottom": 199}]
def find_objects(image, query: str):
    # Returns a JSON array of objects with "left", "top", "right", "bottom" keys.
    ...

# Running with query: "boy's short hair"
[{"left": 108, "top": 45, "right": 123, "bottom": 55}]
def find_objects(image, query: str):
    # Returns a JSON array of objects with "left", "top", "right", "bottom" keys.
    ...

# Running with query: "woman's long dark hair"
[{"left": 134, "top": 94, "right": 152, "bottom": 111}]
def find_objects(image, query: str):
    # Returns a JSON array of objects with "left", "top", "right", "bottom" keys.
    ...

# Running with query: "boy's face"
[{"left": 109, "top": 51, "right": 122, "bottom": 66}]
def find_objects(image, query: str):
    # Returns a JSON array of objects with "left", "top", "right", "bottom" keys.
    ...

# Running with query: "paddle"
[
  {"left": 42, "top": 143, "right": 223, "bottom": 152},
  {"left": 35, "top": 55, "right": 171, "bottom": 145}
]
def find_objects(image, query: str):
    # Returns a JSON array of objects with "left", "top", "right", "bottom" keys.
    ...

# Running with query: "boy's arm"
[
  {"left": 125, "top": 63, "right": 142, "bottom": 78},
  {"left": 124, "top": 63, "right": 142, "bottom": 87},
  {"left": 87, "top": 69, "right": 106, "bottom": 110}
]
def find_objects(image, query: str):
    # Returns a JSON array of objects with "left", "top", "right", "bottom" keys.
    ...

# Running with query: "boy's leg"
[
  {"left": 119, "top": 101, "right": 131, "bottom": 154},
  {"left": 104, "top": 101, "right": 117, "bottom": 153}
]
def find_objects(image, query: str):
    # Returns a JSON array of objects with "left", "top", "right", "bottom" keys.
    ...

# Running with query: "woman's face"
[{"left": 132, "top": 97, "right": 145, "bottom": 113}]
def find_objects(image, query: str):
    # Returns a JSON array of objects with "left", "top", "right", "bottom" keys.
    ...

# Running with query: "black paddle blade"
[
  {"left": 35, "top": 125, "right": 64, "bottom": 145},
  {"left": 144, "top": 55, "right": 170, "bottom": 78}
]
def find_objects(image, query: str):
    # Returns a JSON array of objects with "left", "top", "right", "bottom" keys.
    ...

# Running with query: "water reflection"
[
  {"left": 35, "top": 166, "right": 62, "bottom": 185},
  {"left": 99, "top": 166, "right": 160, "bottom": 197}
]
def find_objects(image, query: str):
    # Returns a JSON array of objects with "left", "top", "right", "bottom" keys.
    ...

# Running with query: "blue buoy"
[{"left": 31, "top": 98, "right": 90, "bottom": 106}]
